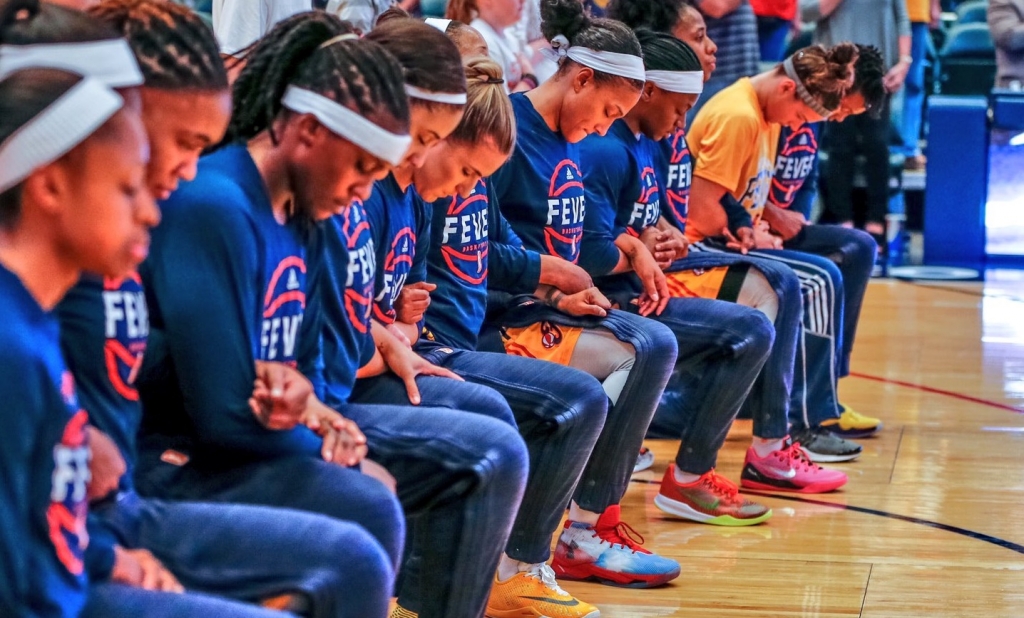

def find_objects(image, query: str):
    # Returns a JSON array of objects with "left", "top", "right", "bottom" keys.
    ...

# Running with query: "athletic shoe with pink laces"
[{"left": 740, "top": 439, "right": 847, "bottom": 493}]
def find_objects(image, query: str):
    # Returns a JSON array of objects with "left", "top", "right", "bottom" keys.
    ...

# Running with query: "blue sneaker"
[{"left": 551, "top": 505, "right": 680, "bottom": 588}]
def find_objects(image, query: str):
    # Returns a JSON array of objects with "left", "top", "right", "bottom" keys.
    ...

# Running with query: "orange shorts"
[
  {"left": 501, "top": 321, "right": 585, "bottom": 366},
  {"left": 664, "top": 263, "right": 750, "bottom": 302}
]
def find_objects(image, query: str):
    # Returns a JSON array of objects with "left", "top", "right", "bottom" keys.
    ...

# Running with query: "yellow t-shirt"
[
  {"left": 906, "top": 0, "right": 930, "bottom": 24},
  {"left": 687, "top": 78, "right": 780, "bottom": 239}
]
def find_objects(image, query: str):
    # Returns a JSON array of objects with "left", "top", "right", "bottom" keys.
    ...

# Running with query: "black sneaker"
[{"left": 791, "top": 426, "right": 862, "bottom": 463}]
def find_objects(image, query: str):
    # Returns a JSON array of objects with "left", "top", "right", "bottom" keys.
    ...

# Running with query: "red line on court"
[{"left": 849, "top": 372, "right": 1024, "bottom": 414}]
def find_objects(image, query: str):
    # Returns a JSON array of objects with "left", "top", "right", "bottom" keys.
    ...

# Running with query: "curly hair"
[{"left": 786, "top": 43, "right": 857, "bottom": 112}]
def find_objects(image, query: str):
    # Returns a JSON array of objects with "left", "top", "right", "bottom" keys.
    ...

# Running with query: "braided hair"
[
  {"left": 225, "top": 11, "right": 409, "bottom": 147},
  {"left": 852, "top": 44, "right": 886, "bottom": 117},
  {"left": 89, "top": 0, "right": 227, "bottom": 91}
]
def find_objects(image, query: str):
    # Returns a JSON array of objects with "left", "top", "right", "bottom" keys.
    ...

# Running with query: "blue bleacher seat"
[{"left": 937, "top": 22, "right": 996, "bottom": 94}]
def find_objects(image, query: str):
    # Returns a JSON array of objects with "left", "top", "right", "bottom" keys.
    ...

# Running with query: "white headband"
[
  {"left": 404, "top": 84, "right": 467, "bottom": 105},
  {"left": 549, "top": 34, "right": 645, "bottom": 82},
  {"left": 425, "top": 18, "right": 452, "bottom": 32},
  {"left": 645, "top": 70, "right": 703, "bottom": 95},
  {"left": 0, "top": 40, "right": 144, "bottom": 88},
  {"left": 0, "top": 77, "right": 124, "bottom": 194},
  {"left": 281, "top": 86, "right": 412, "bottom": 166}
]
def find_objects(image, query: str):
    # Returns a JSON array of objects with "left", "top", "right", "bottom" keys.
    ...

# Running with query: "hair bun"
[{"left": 540, "top": 0, "right": 590, "bottom": 46}]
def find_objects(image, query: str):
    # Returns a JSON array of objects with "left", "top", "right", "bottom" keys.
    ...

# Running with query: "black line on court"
[{"left": 631, "top": 477, "right": 1024, "bottom": 556}]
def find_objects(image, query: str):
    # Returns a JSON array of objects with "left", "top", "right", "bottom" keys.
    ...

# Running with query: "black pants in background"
[{"left": 823, "top": 102, "right": 891, "bottom": 227}]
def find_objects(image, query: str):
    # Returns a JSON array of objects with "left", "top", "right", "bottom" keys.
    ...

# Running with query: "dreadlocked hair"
[
  {"left": 785, "top": 43, "right": 857, "bottom": 112},
  {"left": 0, "top": 0, "right": 118, "bottom": 45},
  {"left": 607, "top": 0, "right": 688, "bottom": 33},
  {"left": 224, "top": 11, "right": 409, "bottom": 147},
  {"left": 541, "top": 0, "right": 644, "bottom": 89},
  {"left": 448, "top": 56, "right": 516, "bottom": 155},
  {"left": 89, "top": 0, "right": 226, "bottom": 91},
  {"left": 635, "top": 28, "right": 700, "bottom": 72},
  {"left": 364, "top": 17, "right": 466, "bottom": 111},
  {"left": 852, "top": 44, "right": 886, "bottom": 117}
]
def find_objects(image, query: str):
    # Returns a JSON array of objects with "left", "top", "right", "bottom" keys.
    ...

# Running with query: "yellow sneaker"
[
  {"left": 389, "top": 605, "right": 417, "bottom": 618},
  {"left": 820, "top": 406, "right": 882, "bottom": 438},
  {"left": 486, "top": 563, "right": 599, "bottom": 618}
]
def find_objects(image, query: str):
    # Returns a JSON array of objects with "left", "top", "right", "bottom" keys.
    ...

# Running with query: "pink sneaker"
[{"left": 740, "top": 439, "right": 847, "bottom": 493}]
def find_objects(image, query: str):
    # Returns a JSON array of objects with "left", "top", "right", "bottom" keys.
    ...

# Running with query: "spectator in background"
[
  {"left": 989, "top": 0, "right": 1024, "bottom": 89},
  {"left": 212, "top": 0, "right": 309, "bottom": 56},
  {"left": 752, "top": 0, "right": 798, "bottom": 61},
  {"left": 802, "top": 0, "right": 910, "bottom": 240},
  {"left": 690, "top": 0, "right": 761, "bottom": 118},
  {"left": 447, "top": 0, "right": 539, "bottom": 91},
  {"left": 323, "top": 0, "right": 396, "bottom": 31},
  {"left": 899, "top": 0, "right": 940, "bottom": 171}
]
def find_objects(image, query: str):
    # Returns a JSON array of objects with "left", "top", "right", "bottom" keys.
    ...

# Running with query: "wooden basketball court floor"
[{"left": 560, "top": 272, "right": 1024, "bottom": 618}]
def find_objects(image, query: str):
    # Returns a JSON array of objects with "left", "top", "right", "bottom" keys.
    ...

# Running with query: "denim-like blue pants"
[{"left": 83, "top": 583, "right": 290, "bottom": 618}]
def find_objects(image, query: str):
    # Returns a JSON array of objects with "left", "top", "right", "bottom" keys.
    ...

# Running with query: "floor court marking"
[
  {"left": 848, "top": 372, "right": 1024, "bottom": 414},
  {"left": 900, "top": 280, "right": 1024, "bottom": 304},
  {"left": 630, "top": 479, "right": 1024, "bottom": 556}
]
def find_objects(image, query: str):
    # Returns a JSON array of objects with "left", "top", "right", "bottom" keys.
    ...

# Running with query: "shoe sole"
[
  {"left": 633, "top": 459, "right": 654, "bottom": 474},
  {"left": 740, "top": 477, "right": 847, "bottom": 493},
  {"left": 803, "top": 450, "right": 861, "bottom": 463},
  {"left": 653, "top": 494, "right": 773, "bottom": 526},
  {"left": 485, "top": 608, "right": 600, "bottom": 618},
  {"left": 552, "top": 561, "right": 680, "bottom": 589}
]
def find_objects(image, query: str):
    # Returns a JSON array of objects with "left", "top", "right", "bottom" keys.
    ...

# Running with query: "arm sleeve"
[
  {"left": 84, "top": 514, "right": 118, "bottom": 582},
  {"left": 580, "top": 140, "right": 632, "bottom": 276},
  {"left": 0, "top": 358, "right": 40, "bottom": 616},
  {"left": 894, "top": 0, "right": 911, "bottom": 39},
  {"left": 989, "top": 0, "right": 1024, "bottom": 51},
  {"left": 723, "top": 192, "right": 754, "bottom": 231},
  {"left": 789, "top": 151, "right": 819, "bottom": 221},
  {"left": 299, "top": 227, "right": 326, "bottom": 399},
  {"left": 410, "top": 198, "right": 431, "bottom": 286},
  {"left": 800, "top": 0, "right": 823, "bottom": 22},
  {"left": 145, "top": 196, "right": 321, "bottom": 458},
  {"left": 488, "top": 184, "right": 543, "bottom": 293},
  {"left": 692, "top": 114, "right": 760, "bottom": 197}
]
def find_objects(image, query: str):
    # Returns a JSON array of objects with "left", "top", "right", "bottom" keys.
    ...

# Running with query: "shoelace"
[
  {"left": 597, "top": 519, "right": 647, "bottom": 553},
  {"left": 701, "top": 470, "right": 742, "bottom": 504},
  {"left": 524, "top": 563, "right": 569, "bottom": 597},
  {"left": 776, "top": 442, "right": 818, "bottom": 472}
]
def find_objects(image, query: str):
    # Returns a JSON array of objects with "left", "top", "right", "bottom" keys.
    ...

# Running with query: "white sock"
[
  {"left": 752, "top": 437, "right": 785, "bottom": 457},
  {"left": 672, "top": 466, "right": 702, "bottom": 484},
  {"left": 497, "top": 554, "right": 533, "bottom": 581}
]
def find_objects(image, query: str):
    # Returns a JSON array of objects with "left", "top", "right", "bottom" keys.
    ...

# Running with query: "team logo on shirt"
[
  {"left": 374, "top": 226, "right": 416, "bottom": 324},
  {"left": 770, "top": 126, "right": 818, "bottom": 209},
  {"left": 663, "top": 129, "right": 691, "bottom": 227},
  {"left": 627, "top": 166, "right": 662, "bottom": 233},
  {"left": 48, "top": 378, "right": 90, "bottom": 576},
  {"left": 739, "top": 152, "right": 775, "bottom": 222},
  {"left": 545, "top": 159, "right": 586, "bottom": 263},
  {"left": 103, "top": 273, "right": 148, "bottom": 401},
  {"left": 261, "top": 257, "right": 306, "bottom": 363},
  {"left": 441, "top": 182, "right": 489, "bottom": 285},
  {"left": 343, "top": 201, "right": 376, "bottom": 334}
]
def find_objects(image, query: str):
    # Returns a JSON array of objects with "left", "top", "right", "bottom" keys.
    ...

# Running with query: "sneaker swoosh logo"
[
  {"left": 520, "top": 597, "right": 581, "bottom": 607},
  {"left": 764, "top": 466, "right": 797, "bottom": 479}
]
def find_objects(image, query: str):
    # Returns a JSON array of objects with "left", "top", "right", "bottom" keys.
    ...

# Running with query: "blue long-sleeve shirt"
[
  {"left": 423, "top": 179, "right": 541, "bottom": 350},
  {"left": 491, "top": 93, "right": 587, "bottom": 264},
  {"left": 138, "top": 144, "right": 324, "bottom": 465},
  {"left": 0, "top": 265, "right": 91, "bottom": 618},
  {"left": 656, "top": 128, "right": 693, "bottom": 232},
  {"left": 319, "top": 200, "right": 376, "bottom": 408},
  {"left": 768, "top": 123, "right": 820, "bottom": 220},
  {"left": 57, "top": 274, "right": 148, "bottom": 581},
  {"left": 579, "top": 120, "right": 664, "bottom": 277}
]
